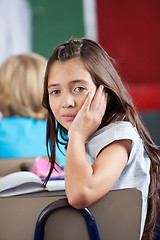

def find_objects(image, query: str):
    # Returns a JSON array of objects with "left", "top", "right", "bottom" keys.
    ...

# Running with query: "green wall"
[{"left": 29, "top": 0, "right": 85, "bottom": 59}]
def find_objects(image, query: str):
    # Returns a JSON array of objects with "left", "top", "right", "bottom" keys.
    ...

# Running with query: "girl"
[{"left": 42, "top": 38, "right": 160, "bottom": 239}]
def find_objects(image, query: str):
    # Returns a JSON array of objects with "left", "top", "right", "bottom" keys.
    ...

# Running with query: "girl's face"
[{"left": 48, "top": 58, "right": 97, "bottom": 130}]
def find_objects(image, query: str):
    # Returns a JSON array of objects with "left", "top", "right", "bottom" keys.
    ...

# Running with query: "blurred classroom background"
[
  {"left": 30, "top": 0, "right": 160, "bottom": 145},
  {"left": 0, "top": 0, "right": 160, "bottom": 162}
]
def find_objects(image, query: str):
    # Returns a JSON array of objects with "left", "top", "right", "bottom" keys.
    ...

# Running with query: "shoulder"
[
  {"left": 86, "top": 121, "right": 140, "bottom": 160},
  {"left": 88, "top": 121, "right": 139, "bottom": 144},
  {"left": 0, "top": 116, "right": 46, "bottom": 132}
]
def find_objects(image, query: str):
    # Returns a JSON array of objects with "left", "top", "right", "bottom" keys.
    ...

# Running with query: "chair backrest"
[
  {"left": 34, "top": 198, "right": 100, "bottom": 240},
  {"left": 34, "top": 188, "right": 142, "bottom": 240},
  {"left": 0, "top": 194, "right": 65, "bottom": 240}
]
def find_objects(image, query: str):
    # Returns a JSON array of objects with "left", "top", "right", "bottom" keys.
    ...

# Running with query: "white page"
[
  {"left": 0, "top": 171, "right": 42, "bottom": 192},
  {"left": 46, "top": 180, "right": 65, "bottom": 191},
  {"left": 0, "top": 171, "right": 65, "bottom": 197}
]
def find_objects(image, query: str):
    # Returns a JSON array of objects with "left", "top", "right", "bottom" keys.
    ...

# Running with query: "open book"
[{"left": 0, "top": 171, "right": 65, "bottom": 197}]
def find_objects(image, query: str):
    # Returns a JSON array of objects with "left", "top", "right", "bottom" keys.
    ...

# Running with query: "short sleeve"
[{"left": 85, "top": 121, "right": 140, "bottom": 161}]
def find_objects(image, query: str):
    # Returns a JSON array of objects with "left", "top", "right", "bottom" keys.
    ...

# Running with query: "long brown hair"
[{"left": 42, "top": 38, "right": 160, "bottom": 239}]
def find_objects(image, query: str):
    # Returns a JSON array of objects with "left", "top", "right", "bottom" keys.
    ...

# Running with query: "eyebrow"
[{"left": 48, "top": 79, "right": 89, "bottom": 89}]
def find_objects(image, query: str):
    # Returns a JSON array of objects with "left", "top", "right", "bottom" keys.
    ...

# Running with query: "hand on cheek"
[{"left": 68, "top": 85, "right": 108, "bottom": 142}]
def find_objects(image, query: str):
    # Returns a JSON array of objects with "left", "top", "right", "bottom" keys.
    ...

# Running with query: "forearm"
[
  {"left": 65, "top": 134, "right": 93, "bottom": 207},
  {"left": 64, "top": 86, "right": 108, "bottom": 208}
]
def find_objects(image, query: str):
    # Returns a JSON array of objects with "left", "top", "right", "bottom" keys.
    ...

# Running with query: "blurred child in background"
[{"left": 0, "top": 53, "right": 66, "bottom": 166}]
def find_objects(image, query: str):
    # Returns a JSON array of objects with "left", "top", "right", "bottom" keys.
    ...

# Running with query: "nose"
[{"left": 61, "top": 93, "right": 75, "bottom": 108}]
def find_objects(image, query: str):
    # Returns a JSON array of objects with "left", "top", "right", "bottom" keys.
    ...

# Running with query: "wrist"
[{"left": 68, "top": 131, "right": 87, "bottom": 144}]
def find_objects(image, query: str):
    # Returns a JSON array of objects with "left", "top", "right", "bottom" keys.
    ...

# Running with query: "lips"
[{"left": 62, "top": 114, "right": 75, "bottom": 121}]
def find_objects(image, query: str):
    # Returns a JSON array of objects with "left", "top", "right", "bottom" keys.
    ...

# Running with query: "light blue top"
[
  {"left": 0, "top": 116, "right": 66, "bottom": 166},
  {"left": 85, "top": 121, "right": 151, "bottom": 239}
]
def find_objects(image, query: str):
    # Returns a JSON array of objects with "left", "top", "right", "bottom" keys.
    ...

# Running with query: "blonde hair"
[{"left": 0, "top": 53, "right": 47, "bottom": 120}]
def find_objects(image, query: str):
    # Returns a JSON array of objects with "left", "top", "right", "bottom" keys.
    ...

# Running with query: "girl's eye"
[
  {"left": 74, "top": 87, "right": 85, "bottom": 92},
  {"left": 50, "top": 90, "right": 60, "bottom": 95}
]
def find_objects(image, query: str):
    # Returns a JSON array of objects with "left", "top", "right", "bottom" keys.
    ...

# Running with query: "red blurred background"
[{"left": 97, "top": 0, "right": 160, "bottom": 112}]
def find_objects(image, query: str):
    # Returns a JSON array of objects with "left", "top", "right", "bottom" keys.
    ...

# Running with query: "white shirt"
[{"left": 85, "top": 121, "right": 151, "bottom": 239}]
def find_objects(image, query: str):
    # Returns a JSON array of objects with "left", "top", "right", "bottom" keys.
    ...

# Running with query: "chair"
[
  {"left": 34, "top": 198, "right": 100, "bottom": 240},
  {"left": 0, "top": 194, "right": 65, "bottom": 240},
  {"left": 34, "top": 188, "right": 142, "bottom": 240}
]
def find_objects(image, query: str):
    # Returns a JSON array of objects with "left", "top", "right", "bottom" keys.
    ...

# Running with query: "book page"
[
  {"left": 46, "top": 179, "right": 65, "bottom": 191},
  {"left": 0, "top": 171, "right": 65, "bottom": 197},
  {"left": 0, "top": 171, "right": 42, "bottom": 192},
  {"left": 0, "top": 182, "right": 45, "bottom": 197}
]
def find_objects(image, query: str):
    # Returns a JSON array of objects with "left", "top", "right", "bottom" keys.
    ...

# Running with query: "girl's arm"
[
  {"left": 65, "top": 136, "right": 131, "bottom": 209},
  {"left": 65, "top": 86, "right": 132, "bottom": 209}
]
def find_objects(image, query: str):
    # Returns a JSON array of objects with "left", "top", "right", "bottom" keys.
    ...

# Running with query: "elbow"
[{"left": 67, "top": 189, "right": 89, "bottom": 209}]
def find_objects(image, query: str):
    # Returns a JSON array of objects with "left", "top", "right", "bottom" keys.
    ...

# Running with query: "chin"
[{"left": 60, "top": 122, "right": 71, "bottom": 131}]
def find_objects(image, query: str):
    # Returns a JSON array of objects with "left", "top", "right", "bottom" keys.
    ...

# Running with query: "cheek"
[
  {"left": 76, "top": 91, "right": 91, "bottom": 109},
  {"left": 77, "top": 87, "right": 97, "bottom": 110},
  {"left": 49, "top": 97, "right": 59, "bottom": 115}
]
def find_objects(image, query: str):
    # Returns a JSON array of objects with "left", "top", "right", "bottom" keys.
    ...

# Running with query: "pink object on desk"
[{"left": 32, "top": 156, "right": 64, "bottom": 179}]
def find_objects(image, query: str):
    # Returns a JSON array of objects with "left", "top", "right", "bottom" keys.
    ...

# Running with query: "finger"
[
  {"left": 81, "top": 92, "right": 94, "bottom": 112},
  {"left": 98, "top": 91, "right": 108, "bottom": 116},
  {"left": 90, "top": 85, "right": 104, "bottom": 112}
]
